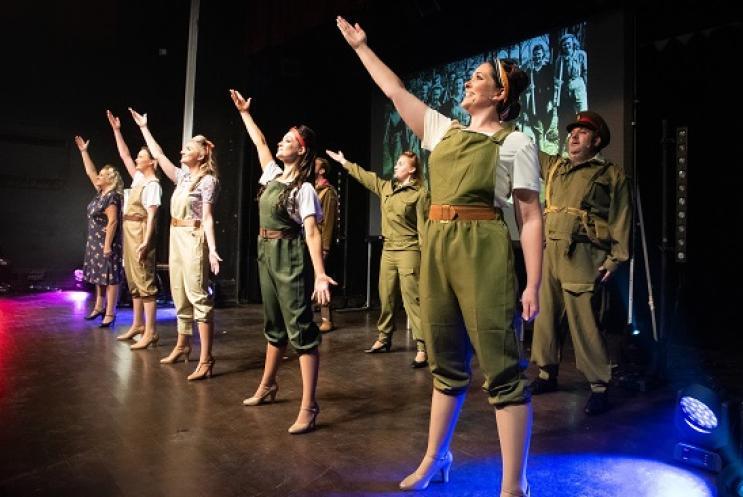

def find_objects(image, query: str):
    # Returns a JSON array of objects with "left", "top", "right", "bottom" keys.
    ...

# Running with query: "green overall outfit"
[
  {"left": 344, "top": 162, "right": 427, "bottom": 351},
  {"left": 169, "top": 176, "right": 213, "bottom": 335},
  {"left": 123, "top": 179, "right": 159, "bottom": 298},
  {"left": 531, "top": 152, "right": 631, "bottom": 393},
  {"left": 423, "top": 123, "right": 528, "bottom": 407},
  {"left": 257, "top": 179, "right": 320, "bottom": 352}
]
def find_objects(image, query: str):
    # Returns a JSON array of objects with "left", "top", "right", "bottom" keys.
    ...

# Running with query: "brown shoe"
[{"left": 319, "top": 320, "right": 335, "bottom": 333}]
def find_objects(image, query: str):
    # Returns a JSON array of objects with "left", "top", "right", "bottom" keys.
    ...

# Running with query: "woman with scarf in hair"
[
  {"left": 129, "top": 108, "right": 222, "bottom": 381},
  {"left": 337, "top": 17, "right": 542, "bottom": 496},
  {"left": 230, "top": 89, "right": 336, "bottom": 435}
]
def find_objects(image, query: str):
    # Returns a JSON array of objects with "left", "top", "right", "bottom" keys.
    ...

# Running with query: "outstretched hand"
[
  {"left": 336, "top": 16, "right": 367, "bottom": 50},
  {"left": 128, "top": 107, "right": 148, "bottom": 127},
  {"left": 229, "top": 89, "right": 251, "bottom": 113},
  {"left": 312, "top": 274, "right": 338, "bottom": 306},
  {"left": 325, "top": 149, "right": 347, "bottom": 165},
  {"left": 106, "top": 110, "right": 121, "bottom": 130},
  {"left": 74, "top": 135, "right": 89, "bottom": 152}
]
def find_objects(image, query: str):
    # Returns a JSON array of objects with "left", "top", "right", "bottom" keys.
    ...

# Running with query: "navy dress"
[{"left": 83, "top": 190, "right": 123, "bottom": 285}]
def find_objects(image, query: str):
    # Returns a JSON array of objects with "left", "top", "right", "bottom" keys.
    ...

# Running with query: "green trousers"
[
  {"left": 257, "top": 237, "right": 320, "bottom": 352},
  {"left": 421, "top": 219, "right": 528, "bottom": 407},
  {"left": 531, "top": 239, "right": 611, "bottom": 392},
  {"left": 376, "top": 249, "right": 424, "bottom": 351}
]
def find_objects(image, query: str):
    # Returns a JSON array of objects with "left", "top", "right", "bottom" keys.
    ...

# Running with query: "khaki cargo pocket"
[{"left": 561, "top": 282, "right": 595, "bottom": 295}]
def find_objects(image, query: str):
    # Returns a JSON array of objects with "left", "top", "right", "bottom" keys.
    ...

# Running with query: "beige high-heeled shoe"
[
  {"left": 130, "top": 334, "right": 159, "bottom": 350},
  {"left": 399, "top": 451, "right": 453, "bottom": 491},
  {"left": 160, "top": 345, "right": 192, "bottom": 364},
  {"left": 187, "top": 357, "right": 215, "bottom": 381},
  {"left": 116, "top": 326, "right": 144, "bottom": 341},
  {"left": 501, "top": 484, "right": 530, "bottom": 497},
  {"left": 287, "top": 404, "right": 319, "bottom": 434},
  {"left": 242, "top": 383, "right": 279, "bottom": 406}
]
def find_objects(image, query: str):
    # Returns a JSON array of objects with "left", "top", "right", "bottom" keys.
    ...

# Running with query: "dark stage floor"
[{"left": 0, "top": 291, "right": 716, "bottom": 497}]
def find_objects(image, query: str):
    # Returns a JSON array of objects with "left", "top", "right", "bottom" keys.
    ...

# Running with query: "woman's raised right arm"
[
  {"left": 106, "top": 110, "right": 137, "bottom": 179},
  {"left": 229, "top": 90, "right": 274, "bottom": 170},
  {"left": 128, "top": 108, "right": 179, "bottom": 184},
  {"left": 336, "top": 16, "right": 428, "bottom": 140},
  {"left": 74, "top": 136, "right": 99, "bottom": 189}
]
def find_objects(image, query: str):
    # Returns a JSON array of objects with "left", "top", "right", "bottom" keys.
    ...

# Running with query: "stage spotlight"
[{"left": 674, "top": 383, "right": 731, "bottom": 472}]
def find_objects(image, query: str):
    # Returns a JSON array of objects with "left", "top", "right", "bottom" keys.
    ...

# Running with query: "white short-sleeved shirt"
[
  {"left": 422, "top": 108, "right": 540, "bottom": 208},
  {"left": 124, "top": 171, "right": 163, "bottom": 211},
  {"left": 259, "top": 161, "right": 324, "bottom": 225}
]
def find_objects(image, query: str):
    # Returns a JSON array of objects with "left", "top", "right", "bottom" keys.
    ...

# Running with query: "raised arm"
[
  {"left": 128, "top": 108, "right": 179, "bottom": 184},
  {"left": 326, "top": 149, "right": 386, "bottom": 197},
  {"left": 229, "top": 90, "right": 274, "bottom": 170},
  {"left": 336, "top": 16, "right": 428, "bottom": 140},
  {"left": 74, "top": 136, "right": 99, "bottom": 190},
  {"left": 106, "top": 110, "right": 137, "bottom": 178}
]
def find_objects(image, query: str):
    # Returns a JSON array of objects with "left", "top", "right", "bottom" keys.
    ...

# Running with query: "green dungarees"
[
  {"left": 422, "top": 124, "right": 529, "bottom": 407},
  {"left": 257, "top": 179, "right": 320, "bottom": 351}
]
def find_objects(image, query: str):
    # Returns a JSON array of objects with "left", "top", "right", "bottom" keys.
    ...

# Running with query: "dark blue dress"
[{"left": 83, "top": 190, "right": 123, "bottom": 285}]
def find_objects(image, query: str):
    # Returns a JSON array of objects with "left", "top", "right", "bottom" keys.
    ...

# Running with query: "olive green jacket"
[
  {"left": 315, "top": 182, "right": 338, "bottom": 253},
  {"left": 540, "top": 152, "right": 631, "bottom": 273},
  {"left": 343, "top": 162, "right": 428, "bottom": 250}
]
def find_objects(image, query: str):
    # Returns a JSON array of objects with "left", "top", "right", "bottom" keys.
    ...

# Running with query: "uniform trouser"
[
  {"left": 169, "top": 227, "right": 214, "bottom": 334},
  {"left": 257, "top": 237, "right": 320, "bottom": 352},
  {"left": 531, "top": 239, "right": 611, "bottom": 392},
  {"left": 421, "top": 219, "right": 529, "bottom": 407},
  {"left": 376, "top": 249, "right": 425, "bottom": 351},
  {"left": 123, "top": 220, "right": 158, "bottom": 298}
]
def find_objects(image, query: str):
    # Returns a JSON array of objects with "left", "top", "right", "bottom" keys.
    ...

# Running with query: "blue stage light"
[
  {"left": 674, "top": 384, "right": 732, "bottom": 472},
  {"left": 681, "top": 396, "right": 719, "bottom": 433}
]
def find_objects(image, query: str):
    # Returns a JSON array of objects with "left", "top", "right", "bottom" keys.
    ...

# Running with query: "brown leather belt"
[
  {"left": 259, "top": 227, "right": 299, "bottom": 239},
  {"left": 429, "top": 204, "right": 502, "bottom": 221},
  {"left": 171, "top": 218, "right": 201, "bottom": 228},
  {"left": 123, "top": 214, "right": 145, "bottom": 222}
]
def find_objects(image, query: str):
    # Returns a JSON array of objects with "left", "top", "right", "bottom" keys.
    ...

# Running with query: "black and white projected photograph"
[{"left": 380, "top": 22, "right": 588, "bottom": 179}]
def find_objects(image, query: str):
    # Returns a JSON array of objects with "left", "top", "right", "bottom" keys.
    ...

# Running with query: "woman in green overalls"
[
  {"left": 129, "top": 108, "right": 223, "bottom": 381},
  {"left": 106, "top": 110, "right": 162, "bottom": 349},
  {"left": 338, "top": 17, "right": 543, "bottom": 496},
  {"left": 230, "top": 90, "right": 336, "bottom": 435},
  {"left": 326, "top": 149, "right": 428, "bottom": 367}
]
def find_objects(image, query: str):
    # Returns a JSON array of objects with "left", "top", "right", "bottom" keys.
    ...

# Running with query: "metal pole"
[{"left": 182, "top": 0, "right": 200, "bottom": 146}]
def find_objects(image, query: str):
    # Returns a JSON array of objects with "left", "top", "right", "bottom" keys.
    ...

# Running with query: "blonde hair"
[
  {"left": 100, "top": 164, "right": 124, "bottom": 194},
  {"left": 189, "top": 134, "right": 218, "bottom": 192}
]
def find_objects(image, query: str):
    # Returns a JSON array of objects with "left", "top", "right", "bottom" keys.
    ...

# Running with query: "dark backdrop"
[{"left": 1, "top": 0, "right": 740, "bottom": 350}]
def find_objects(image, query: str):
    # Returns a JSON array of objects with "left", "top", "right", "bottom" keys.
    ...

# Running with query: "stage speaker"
[{"left": 675, "top": 126, "right": 688, "bottom": 263}]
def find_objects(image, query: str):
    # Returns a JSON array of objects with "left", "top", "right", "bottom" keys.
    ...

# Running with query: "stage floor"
[{"left": 0, "top": 291, "right": 716, "bottom": 497}]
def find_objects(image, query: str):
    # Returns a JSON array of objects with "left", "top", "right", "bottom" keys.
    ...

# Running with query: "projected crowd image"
[{"left": 381, "top": 22, "right": 589, "bottom": 178}]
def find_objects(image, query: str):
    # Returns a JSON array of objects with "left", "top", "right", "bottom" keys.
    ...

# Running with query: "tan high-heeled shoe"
[
  {"left": 399, "top": 451, "right": 453, "bottom": 491},
  {"left": 288, "top": 404, "right": 319, "bottom": 434},
  {"left": 130, "top": 334, "right": 159, "bottom": 350},
  {"left": 501, "top": 484, "right": 530, "bottom": 497},
  {"left": 187, "top": 357, "right": 215, "bottom": 381},
  {"left": 116, "top": 325, "right": 144, "bottom": 341},
  {"left": 160, "top": 345, "right": 192, "bottom": 364},
  {"left": 242, "top": 383, "right": 279, "bottom": 406}
]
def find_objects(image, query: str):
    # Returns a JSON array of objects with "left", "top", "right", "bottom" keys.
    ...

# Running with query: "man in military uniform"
[
  {"left": 530, "top": 111, "right": 631, "bottom": 415},
  {"left": 314, "top": 157, "right": 339, "bottom": 333}
]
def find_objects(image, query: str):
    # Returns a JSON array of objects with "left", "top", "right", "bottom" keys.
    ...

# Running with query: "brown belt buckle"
[{"left": 440, "top": 204, "right": 453, "bottom": 223}]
